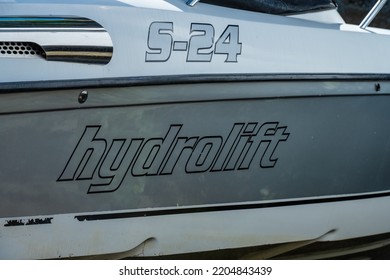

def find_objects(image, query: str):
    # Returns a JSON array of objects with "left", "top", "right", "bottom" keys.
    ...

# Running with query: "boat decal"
[
  {"left": 145, "top": 22, "right": 242, "bottom": 63},
  {"left": 74, "top": 190, "right": 390, "bottom": 222},
  {"left": 4, "top": 217, "right": 53, "bottom": 227},
  {"left": 58, "top": 122, "right": 289, "bottom": 193}
]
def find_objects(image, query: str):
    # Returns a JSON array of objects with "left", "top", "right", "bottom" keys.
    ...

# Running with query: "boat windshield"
[{"left": 202, "top": 0, "right": 336, "bottom": 15}]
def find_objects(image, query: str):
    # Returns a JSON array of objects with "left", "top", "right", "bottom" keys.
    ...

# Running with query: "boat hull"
[
  {"left": 2, "top": 194, "right": 390, "bottom": 259},
  {"left": 1, "top": 79, "right": 390, "bottom": 259}
]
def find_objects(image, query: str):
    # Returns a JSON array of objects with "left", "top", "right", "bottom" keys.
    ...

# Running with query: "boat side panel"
[{"left": 0, "top": 86, "right": 389, "bottom": 218}]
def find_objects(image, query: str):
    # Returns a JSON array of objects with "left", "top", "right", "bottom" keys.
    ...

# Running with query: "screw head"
[{"left": 78, "top": 90, "right": 88, "bottom": 104}]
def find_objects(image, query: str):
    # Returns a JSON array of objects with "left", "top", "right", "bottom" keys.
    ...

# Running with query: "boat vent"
[
  {"left": 0, "top": 17, "right": 113, "bottom": 64},
  {"left": 0, "top": 41, "right": 44, "bottom": 58}
]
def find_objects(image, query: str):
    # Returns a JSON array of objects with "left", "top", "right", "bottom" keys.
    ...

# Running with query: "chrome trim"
[
  {"left": 186, "top": 0, "right": 201, "bottom": 6},
  {"left": 0, "top": 17, "right": 113, "bottom": 64},
  {"left": 359, "top": 0, "right": 388, "bottom": 29}
]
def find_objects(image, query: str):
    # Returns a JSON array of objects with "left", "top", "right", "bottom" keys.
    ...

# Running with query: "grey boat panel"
[{"left": 0, "top": 86, "right": 389, "bottom": 218}]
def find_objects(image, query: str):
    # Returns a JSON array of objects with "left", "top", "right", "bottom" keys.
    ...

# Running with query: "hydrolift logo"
[{"left": 58, "top": 122, "right": 289, "bottom": 193}]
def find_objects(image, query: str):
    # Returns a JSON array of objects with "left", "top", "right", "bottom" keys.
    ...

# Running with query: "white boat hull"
[{"left": 2, "top": 192, "right": 390, "bottom": 259}]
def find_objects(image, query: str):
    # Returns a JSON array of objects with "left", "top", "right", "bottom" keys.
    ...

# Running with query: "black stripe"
[
  {"left": 1, "top": 73, "right": 390, "bottom": 94},
  {"left": 0, "top": 93, "right": 386, "bottom": 117},
  {"left": 0, "top": 17, "right": 102, "bottom": 29},
  {"left": 43, "top": 45, "right": 113, "bottom": 53},
  {"left": 74, "top": 191, "right": 390, "bottom": 222}
]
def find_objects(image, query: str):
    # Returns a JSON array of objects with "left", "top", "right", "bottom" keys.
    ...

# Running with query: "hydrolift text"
[{"left": 58, "top": 122, "right": 289, "bottom": 193}]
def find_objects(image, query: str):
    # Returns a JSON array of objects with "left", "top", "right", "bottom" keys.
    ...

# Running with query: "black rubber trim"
[
  {"left": 2, "top": 73, "right": 390, "bottom": 94},
  {"left": 75, "top": 190, "right": 390, "bottom": 222}
]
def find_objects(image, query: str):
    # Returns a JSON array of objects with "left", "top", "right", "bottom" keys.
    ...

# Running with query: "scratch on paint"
[{"left": 4, "top": 217, "right": 53, "bottom": 227}]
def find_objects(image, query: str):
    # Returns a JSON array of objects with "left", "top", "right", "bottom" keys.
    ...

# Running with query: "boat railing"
[
  {"left": 359, "top": 0, "right": 388, "bottom": 29},
  {"left": 187, "top": 0, "right": 200, "bottom": 6}
]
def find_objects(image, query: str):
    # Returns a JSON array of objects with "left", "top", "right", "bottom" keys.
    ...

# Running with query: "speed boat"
[{"left": 1, "top": 0, "right": 390, "bottom": 259}]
